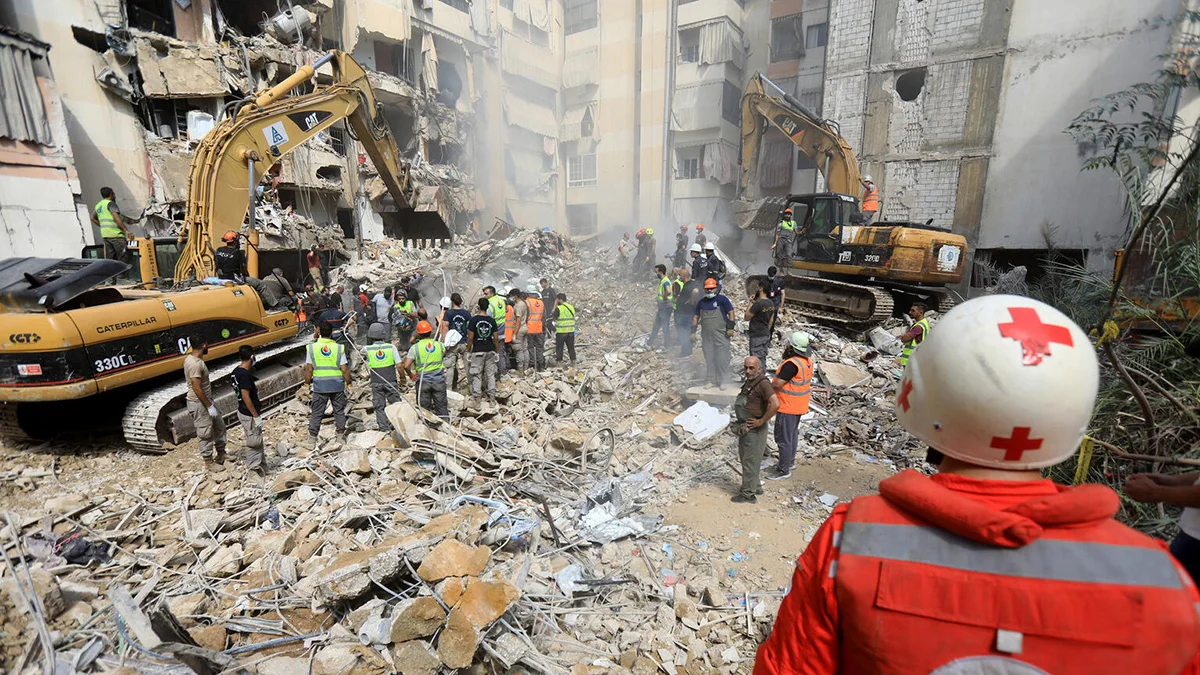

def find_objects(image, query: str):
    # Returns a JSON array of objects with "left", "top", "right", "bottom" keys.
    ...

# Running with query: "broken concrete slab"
[
  {"left": 417, "top": 539, "right": 491, "bottom": 582},
  {"left": 392, "top": 640, "right": 441, "bottom": 675},
  {"left": 337, "top": 448, "right": 372, "bottom": 475},
  {"left": 389, "top": 597, "right": 446, "bottom": 643},
  {"left": 202, "top": 544, "right": 243, "bottom": 578},
  {"left": 2, "top": 567, "right": 65, "bottom": 620},
  {"left": 819, "top": 362, "right": 870, "bottom": 388},
  {"left": 455, "top": 578, "right": 520, "bottom": 628},
  {"left": 437, "top": 607, "right": 481, "bottom": 669},
  {"left": 684, "top": 385, "right": 738, "bottom": 408}
]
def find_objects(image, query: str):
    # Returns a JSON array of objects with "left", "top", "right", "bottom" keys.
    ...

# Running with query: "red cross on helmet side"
[{"left": 896, "top": 294, "right": 1099, "bottom": 470}]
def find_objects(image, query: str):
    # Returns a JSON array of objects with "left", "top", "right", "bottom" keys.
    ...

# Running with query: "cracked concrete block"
[
  {"left": 417, "top": 539, "right": 491, "bottom": 582},
  {"left": 337, "top": 448, "right": 372, "bottom": 475},
  {"left": 244, "top": 530, "right": 296, "bottom": 565},
  {"left": 389, "top": 597, "right": 446, "bottom": 643},
  {"left": 437, "top": 607, "right": 481, "bottom": 669},
  {"left": 203, "top": 544, "right": 243, "bottom": 578},
  {"left": 456, "top": 578, "right": 520, "bottom": 628},
  {"left": 392, "top": 640, "right": 441, "bottom": 675}
]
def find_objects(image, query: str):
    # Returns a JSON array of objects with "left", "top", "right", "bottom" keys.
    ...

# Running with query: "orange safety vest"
[
  {"left": 861, "top": 184, "right": 879, "bottom": 212},
  {"left": 504, "top": 305, "right": 515, "bottom": 343},
  {"left": 832, "top": 471, "right": 1200, "bottom": 674},
  {"left": 527, "top": 298, "right": 544, "bottom": 334},
  {"left": 774, "top": 356, "right": 813, "bottom": 415}
]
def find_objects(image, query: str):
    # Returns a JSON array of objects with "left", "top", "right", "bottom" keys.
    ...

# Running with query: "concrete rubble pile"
[{"left": 0, "top": 229, "right": 936, "bottom": 674}]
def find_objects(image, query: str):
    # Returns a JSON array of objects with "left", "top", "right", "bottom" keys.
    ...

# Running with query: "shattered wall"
[
  {"left": 0, "top": 28, "right": 91, "bottom": 257},
  {"left": 980, "top": 0, "right": 1179, "bottom": 267}
]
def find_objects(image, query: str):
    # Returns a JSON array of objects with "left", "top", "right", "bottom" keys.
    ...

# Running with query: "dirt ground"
[{"left": 659, "top": 454, "right": 895, "bottom": 589}]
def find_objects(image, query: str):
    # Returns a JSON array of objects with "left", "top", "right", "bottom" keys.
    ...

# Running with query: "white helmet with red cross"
[{"left": 895, "top": 294, "right": 1099, "bottom": 470}]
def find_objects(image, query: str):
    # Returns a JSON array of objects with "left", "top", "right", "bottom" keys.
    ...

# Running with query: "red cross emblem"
[
  {"left": 998, "top": 306, "right": 1073, "bottom": 366},
  {"left": 990, "top": 426, "right": 1044, "bottom": 461},
  {"left": 898, "top": 378, "right": 914, "bottom": 413}
]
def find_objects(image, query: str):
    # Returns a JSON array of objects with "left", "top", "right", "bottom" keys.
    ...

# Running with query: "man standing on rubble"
[
  {"left": 554, "top": 292, "right": 578, "bottom": 364},
  {"left": 440, "top": 293, "right": 472, "bottom": 392},
  {"left": 467, "top": 297, "right": 501, "bottom": 401},
  {"left": 92, "top": 186, "right": 132, "bottom": 264},
  {"left": 768, "top": 332, "right": 813, "bottom": 482},
  {"left": 511, "top": 289, "right": 529, "bottom": 373},
  {"left": 695, "top": 223, "right": 707, "bottom": 250},
  {"left": 899, "top": 301, "right": 931, "bottom": 368},
  {"left": 675, "top": 267, "right": 700, "bottom": 357},
  {"left": 526, "top": 287, "right": 547, "bottom": 372},
  {"left": 540, "top": 278, "right": 558, "bottom": 332},
  {"left": 689, "top": 244, "right": 706, "bottom": 283},
  {"left": 649, "top": 264, "right": 675, "bottom": 352},
  {"left": 391, "top": 290, "right": 418, "bottom": 352},
  {"left": 319, "top": 293, "right": 356, "bottom": 368},
  {"left": 733, "top": 356, "right": 779, "bottom": 504},
  {"left": 403, "top": 320, "right": 450, "bottom": 421},
  {"left": 618, "top": 232, "right": 633, "bottom": 270},
  {"left": 231, "top": 345, "right": 266, "bottom": 475},
  {"left": 746, "top": 281, "right": 776, "bottom": 368},
  {"left": 306, "top": 246, "right": 325, "bottom": 293},
  {"left": 363, "top": 323, "right": 403, "bottom": 433},
  {"left": 302, "top": 323, "right": 351, "bottom": 449},
  {"left": 754, "top": 295, "right": 1200, "bottom": 675},
  {"left": 765, "top": 266, "right": 786, "bottom": 313},
  {"left": 184, "top": 335, "right": 226, "bottom": 465},
  {"left": 694, "top": 278, "right": 735, "bottom": 389},
  {"left": 705, "top": 243, "right": 726, "bottom": 292}
]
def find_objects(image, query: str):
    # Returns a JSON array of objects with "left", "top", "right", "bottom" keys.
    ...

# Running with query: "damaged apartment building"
[{"left": 2, "top": 0, "right": 486, "bottom": 272}]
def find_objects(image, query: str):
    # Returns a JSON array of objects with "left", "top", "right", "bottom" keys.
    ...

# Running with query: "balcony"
[{"left": 678, "top": 0, "right": 747, "bottom": 28}]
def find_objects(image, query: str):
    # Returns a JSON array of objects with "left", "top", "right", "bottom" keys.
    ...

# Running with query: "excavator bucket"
[{"left": 735, "top": 196, "right": 792, "bottom": 232}]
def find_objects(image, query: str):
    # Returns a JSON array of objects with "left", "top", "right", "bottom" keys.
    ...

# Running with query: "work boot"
[
  {"left": 297, "top": 436, "right": 317, "bottom": 451},
  {"left": 766, "top": 468, "right": 792, "bottom": 481},
  {"left": 731, "top": 494, "right": 757, "bottom": 504}
]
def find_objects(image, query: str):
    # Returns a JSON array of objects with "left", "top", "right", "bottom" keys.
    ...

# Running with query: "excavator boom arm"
[
  {"left": 739, "top": 74, "right": 862, "bottom": 197},
  {"left": 175, "top": 51, "right": 419, "bottom": 281}
]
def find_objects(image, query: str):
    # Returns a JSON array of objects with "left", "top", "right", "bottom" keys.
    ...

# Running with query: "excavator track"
[
  {"left": 750, "top": 275, "right": 894, "bottom": 328},
  {"left": 122, "top": 339, "right": 309, "bottom": 452}
]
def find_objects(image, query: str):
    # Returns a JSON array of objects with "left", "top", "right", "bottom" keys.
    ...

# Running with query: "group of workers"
[{"left": 181, "top": 271, "right": 582, "bottom": 460}]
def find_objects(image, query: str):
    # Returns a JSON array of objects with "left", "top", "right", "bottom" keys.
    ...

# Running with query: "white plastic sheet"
[{"left": 673, "top": 401, "right": 730, "bottom": 443}]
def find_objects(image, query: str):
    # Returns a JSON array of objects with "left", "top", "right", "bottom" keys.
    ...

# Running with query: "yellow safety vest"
[
  {"left": 556, "top": 303, "right": 576, "bottom": 334},
  {"left": 95, "top": 199, "right": 121, "bottom": 238},
  {"left": 900, "top": 317, "right": 931, "bottom": 367},
  {"left": 672, "top": 279, "right": 684, "bottom": 309},
  {"left": 308, "top": 338, "right": 343, "bottom": 385},
  {"left": 365, "top": 342, "right": 396, "bottom": 369},
  {"left": 413, "top": 339, "right": 445, "bottom": 373},
  {"left": 488, "top": 295, "right": 507, "bottom": 323},
  {"left": 657, "top": 277, "right": 672, "bottom": 302},
  {"left": 780, "top": 218, "right": 796, "bottom": 232}
]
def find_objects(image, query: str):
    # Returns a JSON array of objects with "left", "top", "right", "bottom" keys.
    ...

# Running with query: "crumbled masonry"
[{"left": 0, "top": 228, "right": 931, "bottom": 674}]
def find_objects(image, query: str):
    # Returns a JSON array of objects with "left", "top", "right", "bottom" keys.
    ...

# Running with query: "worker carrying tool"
[
  {"left": 774, "top": 208, "right": 797, "bottom": 268},
  {"left": 899, "top": 301, "right": 931, "bottom": 367},
  {"left": 403, "top": 320, "right": 449, "bottom": 421},
  {"left": 362, "top": 322, "right": 403, "bottom": 433},
  {"left": 859, "top": 174, "right": 879, "bottom": 223},
  {"left": 754, "top": 295, "right": 1200, "bottom": 675}
]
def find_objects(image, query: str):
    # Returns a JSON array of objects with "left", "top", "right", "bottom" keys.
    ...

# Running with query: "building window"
[
  {"left": 806, "top": 23, "right": 828, "bottom": 49},
  {"left": 568, "top": 204, "right": 598, "bottom": 235},
  {"left": 373, "top": 39, "right": 417, "bottom": 82},
  {"left": 567, "top": 154, "right": 598, "bottom": 187},
  {"left": 770, "top": 15, "right": 804, "bottom": 62},
  {"left": 437, "top": 0, "right": 470, "bottom": 11},
  {"left": 512, "top": 18, "right": 550, "bottom": 47},
  {"left": 679, "top": 28, "right": 699, "bottom": 63},
  {"left": 328, "top": 126, "right": 347, "bottom": 156},
  {"left": 798, "top": 88, "right": 822, "bottom": 112},
  {"left": 678, "top": 157, "right": 700, "bottom": 180},
  {"left": 566, "top": 0, "right": 598, "bottom": 35},
  {"left": 722, "top": 80, "right": 741, "bottom": 125},
  {"left": 128, "top": 0, "right": 176, "bottom": 36}
]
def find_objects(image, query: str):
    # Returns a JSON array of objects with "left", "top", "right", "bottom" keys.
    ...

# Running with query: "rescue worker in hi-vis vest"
[
  {"left": 859, "top": 174, "right": 879, "bottom": 223},
  {"left": 754, "top": 295, "right": 1200, "bottom": 675},
  {"left": 91, "top": 186, "right": 132, "bottom": 263}
]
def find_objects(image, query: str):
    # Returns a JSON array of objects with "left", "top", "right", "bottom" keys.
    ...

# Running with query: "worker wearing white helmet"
[
  {"left": 689, "top": 242, "right": 706, "bottom": 282},
  {"left": 756, "top": 295, "right": 1200, "bottom": 675},
  {"left": 859, "top": 173, "right": 879, "bottom": 223}
]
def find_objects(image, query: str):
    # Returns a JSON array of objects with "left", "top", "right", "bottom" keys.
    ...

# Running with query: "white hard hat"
[
  {"left": 862, "top": 174, "right": 874, "bottom": 183},
  {"left": 689, "top": 243, "right": 702, "bottom": 253},
  {"left": 359, "top": 284, "right": 368, "bottom": 292},
  {"left": 704, "top": 242, "right": 715, "bottom": 251},
  {"left": 439, "top": 296, "right": 452, "bottom": 309},
  {"left": 896, "top": 295, "right": 1098, "bottom": 471}
]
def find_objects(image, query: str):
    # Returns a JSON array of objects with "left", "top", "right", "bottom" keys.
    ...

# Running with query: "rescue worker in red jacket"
[{"left": 755, "top": 294, "right": 1200, "bottom": 675}]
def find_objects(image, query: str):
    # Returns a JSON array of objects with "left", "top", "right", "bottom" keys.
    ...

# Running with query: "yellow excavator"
[
  {"left": 736, "top": 74, "right": 967, "bottom": 325},
  {"left": 0, "top": 51, "right": 441, "bottom": 449}
]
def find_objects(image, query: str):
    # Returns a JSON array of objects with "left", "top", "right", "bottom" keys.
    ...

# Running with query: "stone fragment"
[
  {"left": 392, "top": 640, "right": 441, "bottom": 675},
  {"left": 183, "top": 508, "right": 225, "bottom": 539},
  {"left": 389, "top": 597, "right": 446, "bottom": 643},
  {"left": 269, "top": 468, "right": 319, "bottom": 494},
  {"left": 2, "top": 568, "right": 66, "bottom": 620},
  {"left": 311, "top": 643, "right": 388, "bottom": 675},
  {"left": 244, "top": 530, "right": 295, "bottom": 565},
  {"left": 435, "top": 576, "right": 468, "bottom": 608},
  {"left": 44, "top": 493, "right": 87, "bottom": 513},
  {"left": 188, "top": 624, "right": 226, "bottom": 652},
  {"left": 165, "top": 593, "right": 208, "bottom": 626},
  {"left": 417, "top": 539, "right": 491, "bottom": 582},
  {"left": 311, "top": 545, "right": 404, "bottom": 603},
  {"left": 456, "top": 579, "right": 520, "bottom": 628},
  {"left": 437, "top": 608, "right": 481, "bottom": 669},
  {"left": 202, "top": 544, "right": 243, "bottom": 577},
  {"left": 548, "top": 422, "right": 588, "bottom": 452},
  {"left": 673, "top": 584, "right": 700, "bottom": 622},
  {"left": 337, "top": 448, "right": 372, "bottom": 475},
  {"left": 258, "top": 656, "right": 311, "bottom": 675},
  {"left": 818, "top": 362, "right": 868, "bottom": 388}
]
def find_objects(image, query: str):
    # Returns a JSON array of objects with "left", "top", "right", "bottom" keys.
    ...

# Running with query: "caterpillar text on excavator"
[
  {"left": 736, "top": 73, "right": 967, "bottom": 326},
  {"left": 0, "top": 51, "right": 445, "bottom": 450}
]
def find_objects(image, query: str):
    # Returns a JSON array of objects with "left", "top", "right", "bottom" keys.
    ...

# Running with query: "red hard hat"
[
  {"left": 696, "top": 223, "right": 705, "bottom": 230},
  {"left": 637, "top": 228, "right": 646, "bottom": 237},
  {"left": 222, "top": 231, "right": 238, "bottom": 243},
  {"left": 416, "top": 320, "right": 434, "bottom": 335},
  {"left": 704, "top": 278, "right": 718, "bottom": 290}
]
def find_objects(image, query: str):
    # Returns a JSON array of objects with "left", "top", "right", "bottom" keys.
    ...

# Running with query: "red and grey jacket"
[{"left": 755, "top": 470, "right": 1200, "bottom": 675}]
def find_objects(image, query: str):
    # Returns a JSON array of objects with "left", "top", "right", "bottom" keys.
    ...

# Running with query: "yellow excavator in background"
[
  {"left": 736, "top": 74, "right": 967, "bottom": 325},
  {"left": 0, "top": 51, "right": 442, "bottom": 449}
]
